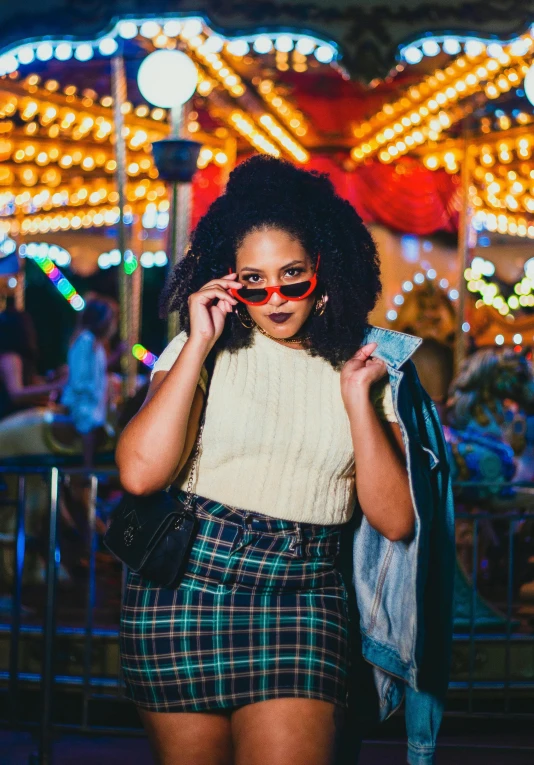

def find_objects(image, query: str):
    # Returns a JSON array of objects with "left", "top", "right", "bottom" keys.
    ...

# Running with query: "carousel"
[
  {"left": 0, "top": 16, "right": 533, "bottom": 482},
  {"left": 0, "top": 1, "right": 534, "bottom": 726}
]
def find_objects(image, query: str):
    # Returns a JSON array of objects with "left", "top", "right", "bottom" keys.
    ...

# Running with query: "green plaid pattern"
[{"left": 119, "top": 493, "right": 350, "bottom": 711}]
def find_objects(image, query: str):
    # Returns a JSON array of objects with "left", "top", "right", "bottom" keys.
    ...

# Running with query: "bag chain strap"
[{"left": 183, "top": 417, "right": 205, "bottom": 511}]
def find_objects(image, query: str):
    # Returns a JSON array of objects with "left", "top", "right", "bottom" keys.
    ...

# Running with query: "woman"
[
  {"left": 116, "top": 156, "right": 421, "bottom": 765},
  {"left": 0, "top": 295, "right": 64, "bottom": 420}
]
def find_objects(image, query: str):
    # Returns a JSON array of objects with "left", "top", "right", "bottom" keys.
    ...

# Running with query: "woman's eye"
[
  {"left": 285, "top": 268, "right": 305, "bottom": 278},
  {"left": 242, "top": 268, "right": 304, "bottom": 283}
]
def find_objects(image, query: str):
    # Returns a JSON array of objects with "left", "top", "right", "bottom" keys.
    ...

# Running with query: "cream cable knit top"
[{"left": 151, "top": 329, "right": 397, "bottom": 525}]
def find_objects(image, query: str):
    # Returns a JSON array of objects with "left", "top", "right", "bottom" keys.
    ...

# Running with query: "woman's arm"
[
  {"left": 341, "top": 342, "right": 415, "bottom": 542},
  {"left": 115, "top": 269, "right": 240, "bottom": 495},
  {"left": 115, "top": 335, "right": 210, "bottom": 495},
  {"left": 347, "top": 395, "right": 414, "bottom": 541},
  {"left": 0, "top": 353, "right": 63, "bottom": 404}
]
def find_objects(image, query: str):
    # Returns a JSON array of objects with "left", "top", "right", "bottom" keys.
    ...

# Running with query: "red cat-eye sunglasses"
[{"left": 228, "top": 255, "right": 321, "bottom": 307}]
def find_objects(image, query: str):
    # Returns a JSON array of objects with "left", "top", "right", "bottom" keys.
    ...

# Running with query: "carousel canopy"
[
  {"left": 0, "top": 1, "right": 533, "bottom": 82},
  {"left": 1, "top": 11, "right": 533, "bottom": 239},
  {"left": 1, "top": 4, "right": 534, "bottom": 345}
]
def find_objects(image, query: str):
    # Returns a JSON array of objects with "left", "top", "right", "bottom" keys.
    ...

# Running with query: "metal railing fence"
[{"left": 1, "top": 466, "right": 533, "bottom": 763}]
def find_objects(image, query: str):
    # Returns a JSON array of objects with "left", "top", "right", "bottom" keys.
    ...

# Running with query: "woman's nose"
[{"left": 268, "top": 291, "right": 287, "bottom": 307}]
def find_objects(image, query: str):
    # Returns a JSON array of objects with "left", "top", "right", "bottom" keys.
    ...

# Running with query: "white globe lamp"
[
  {"left": 524, "top": 63, "right": 534, "bottom": 107},
  {"left": 137, "top": 49, "right": 198, "bottom": 108}
]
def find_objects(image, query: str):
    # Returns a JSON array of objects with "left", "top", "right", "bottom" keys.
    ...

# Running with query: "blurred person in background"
[
  {"left": 60, "top": 296, "right": 118, "bottom": 468},
  {"left": 0, "top": 295, "right": 66, "bottom": 420}
]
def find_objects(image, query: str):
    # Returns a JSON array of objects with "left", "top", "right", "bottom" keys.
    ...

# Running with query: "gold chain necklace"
[{"left": 256, "top": 325, "right": 311, "bottom": 345}]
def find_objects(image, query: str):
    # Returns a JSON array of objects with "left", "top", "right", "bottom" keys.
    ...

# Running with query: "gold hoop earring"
[
  {"left": 235, "top": 306, "right": 255, "bottom": 329},
  {"left": 314, "top": 294, "right": 328, "bottom": 317}
]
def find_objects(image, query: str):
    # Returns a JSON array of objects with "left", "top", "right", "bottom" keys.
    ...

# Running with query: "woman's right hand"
[{"left": 188, "top": 273, "right": 242, "bottom": 350}]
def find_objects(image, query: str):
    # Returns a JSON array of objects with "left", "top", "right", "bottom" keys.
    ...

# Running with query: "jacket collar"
[{"left": 362, "top": 324, "right": 422, "bottom": 370}]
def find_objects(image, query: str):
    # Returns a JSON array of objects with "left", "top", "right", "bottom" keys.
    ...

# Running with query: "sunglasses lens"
[
  {"left": 280, "top": 281, "right": 312, "bottom": 299},
  {"left": 238, "top": 287, "right": 269, "bottom": 304},
  {"left": 236, "top": 279, "right": 314, "bottom": 304}
]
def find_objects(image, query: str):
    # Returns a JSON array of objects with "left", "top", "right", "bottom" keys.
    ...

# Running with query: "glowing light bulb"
[
  {"left": 140, "top": 21, "right": 161, "bottom": 38},
  {"left": 36, "top": 43, "right": 53, "bottom": 61},
  {"left": 137, "top": 50, "right": 198, "bottom": 107},
  {"left": 17, "top": 46, "right": 35, "bottom": 65},
  {"left": 118, "top": 21, "right": 138, "bottom": 39},
  {"left": 54, "top": 43, "right": 73, "bottom": 61},
  {"left": 253, "top": 36, "right": 273, "bottom": 54},
  {"left": 75, "top": 44, "right": 93, "bottom": 61},
  {"left": 227, "top": 40, "right": 249, "bottom": 56},
  {"left": 296, "top": 37, "right": 316, "bottom": 55},
  {"left": 98, "top": 37, "right": 118, "bottom": 55},
  {"left": 163, "top": 20, "right": 182, "bottom": 37},
  {"left": 403, "top": 46, "right": 423, "bottom": 64},
  {"left": 202, "top": 35, "right": 224, "bottom": 53},
  {"left": 443, "top": 38, "right": 461, "bottom": 55},
  {"left": 314, "top": 45, "right": 335, "bottom": 63},
  {"left": 182, "top": 19, "right": 203, "bottom": 38},
  {"left": 422, "top": 39, "right": 440, "bottom": 57},
  {"left": 275, "top": 35, "right": 294, "bottom": 53}
]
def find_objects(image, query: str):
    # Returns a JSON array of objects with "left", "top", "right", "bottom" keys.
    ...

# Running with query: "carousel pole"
[
  {"left": 454, "top": 122, "right": 474, "bottom": 376},
  {"left": 13, "top": 249, "right": 25, "bottom": 311},
  {"left": 136, "top": 49, "right": 201, "bottom": 343},
  {"left": 111, "top": 53, "right": 135, "bottom": 398},
  {"left": 13, "top": 258, "right": 25, "bottom": 311},
  {"left": 13, "top": 211, "right": 25, "bottom": 310},
  {"left": 167, "top": 104, "right": 187, "bottom": 341},
  {"left": 129, "top": 215, "right": 144, "bottom": 376}
]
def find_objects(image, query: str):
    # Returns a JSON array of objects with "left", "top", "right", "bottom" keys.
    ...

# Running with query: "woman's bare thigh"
[
  {"left": 231, "top": 698, "right": 346, "bottom": 765},
  {"left": 138, "top": 707, "right": 234, "bottom": 765}
]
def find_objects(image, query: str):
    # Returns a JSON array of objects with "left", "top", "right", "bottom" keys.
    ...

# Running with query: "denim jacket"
[{"left": 347, "top": 324, "right": 455, "bottom": 765}]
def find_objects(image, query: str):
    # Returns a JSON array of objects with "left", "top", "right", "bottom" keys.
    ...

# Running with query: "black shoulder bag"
[{"left": 104, "top": 350, "right": 215, "bottom": 588}]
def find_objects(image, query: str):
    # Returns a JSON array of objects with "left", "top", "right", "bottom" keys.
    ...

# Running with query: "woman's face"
[{"left": 235, "top": 227, "right": 317, "bottom": 338}]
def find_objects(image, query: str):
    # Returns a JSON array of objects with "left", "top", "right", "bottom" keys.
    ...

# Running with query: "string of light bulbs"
[{"left": 351, "top": 36, "right": 533, "bottom": 165}]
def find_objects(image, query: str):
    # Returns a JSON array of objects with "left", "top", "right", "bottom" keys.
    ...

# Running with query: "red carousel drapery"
[
  {"left": 192, "top": 156, "right": 461, "bottom": 236},
  {"left": 305, "top": 157, "right": 461, "bottom": 235}
]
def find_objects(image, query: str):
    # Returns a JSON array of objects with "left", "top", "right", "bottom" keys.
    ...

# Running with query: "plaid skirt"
[{"left": 119, "top": 492, "right": 351, "bottom": 712}]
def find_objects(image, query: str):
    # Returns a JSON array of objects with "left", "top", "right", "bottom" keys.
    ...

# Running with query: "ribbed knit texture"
[{"left": 151, "top": 329, "right": 397, "bottom": 525}]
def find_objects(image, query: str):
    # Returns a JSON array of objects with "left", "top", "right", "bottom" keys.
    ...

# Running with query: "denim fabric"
[{"left": 349, "top": 325, "right": 455, "bottom": 765}]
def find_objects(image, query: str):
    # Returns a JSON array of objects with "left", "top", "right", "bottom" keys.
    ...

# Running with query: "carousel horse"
[
  {"left": 0, "top": 407, "right": 115, "bottom": 460},
  {"left": 391, "top": 278, "right": 456, "bottom": 414},
  {"left": 391, "top": 277, "right": 457, "bottom": 349},
  {"left": 446, "top": 348, "right": 534, "bottom": 493},
  {"left": 445, "top": 348, "right": 534, "bottom": 628},
  {"left": 392, "top": 279, "right": 534, "bottom": 487}
]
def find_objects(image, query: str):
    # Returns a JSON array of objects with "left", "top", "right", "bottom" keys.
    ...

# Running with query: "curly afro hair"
[{"left": 161, "top": 155, "right": 382, "bottom": 369}]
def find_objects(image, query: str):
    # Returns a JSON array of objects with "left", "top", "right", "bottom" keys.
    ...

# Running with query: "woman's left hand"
[{"left": 340, "top": 342, "right": 388, "bottom": 406}]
